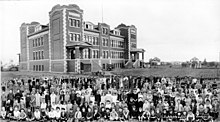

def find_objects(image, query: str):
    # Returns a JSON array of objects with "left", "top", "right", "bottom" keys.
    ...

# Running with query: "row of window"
[
  {"left": 102, "top": 63, "right": 124, "bottom": 69},
  {"left": 113, "top": 63, "right": 124, "bottom": 68},
  {"left": 70, "top": 33, "right": 124, "bottom": 48},
  {"left": 131, "top": 43, "right": 137, "bottom": 48},
  {"left": 111, "top": 40, "right": 124, "bottom": 48},
  {"left": 92, "top": 50, "right": 100, "bottom": 59},
  {"left": 33, "top": 51, "right": 44, "bottom": 60},
  {"left": 84, "top": 35, "right": 99, "bottom": 45},
  {"left": 102, "top": 38, "right": 109, "bottom": 47},
  {"left": 69, "top": 33, "right": 80, "bottom": 41},
  {"left": 131, "top": 33, "right": 136, "bottom": 39},
  {"left": 69, "top": 18, "right": 80, "bottom": 28},
  {"left": 111, "top": 51, "right": 124, "bottom": 59},
  {"left": 32, "top": 37, "right": 44, "bottom": 47},
  {"left": 102, "top": 27, "right": 108, "bottom": 35},
  {"left": 33, "top": 65, "right": 44, "bottom": 71},
  {"left": 103, "top": 50, "right": 109, "bottom": 59},
  {"left": 83, "top": 49, "right": 89, "bottom": 59},
  {"left": 91, "top": 50, "right": 124, "bottom": 59}
]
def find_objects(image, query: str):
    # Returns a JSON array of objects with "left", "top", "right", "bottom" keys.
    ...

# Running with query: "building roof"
[
  {"left": 27, "top": 26, "right": 49, "bottom": 37},
  {"left": 66, "top": 41, "right": 92, "bottom": 48},
  {"left": 130, "top": 48, "right": 145, "bottom": 53},
  {"left": 50, "top": 4, "right": 83, "bottom": 13}
]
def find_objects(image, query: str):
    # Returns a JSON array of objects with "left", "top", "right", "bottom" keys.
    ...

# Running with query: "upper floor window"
[
  {"left": 92, "top": 37, "right": 99, "bottom": 45},
  {"left": 70, "top": 33, "right": 80, "bottom": 41},
  {"left": 131, "top": 43, "right": 137, "bottom": 48},
  {"left": 102, "top": 38, "right": 108, "bottom": 47},
  {"left": 131, "top": 34, "right": 136, "bottom": 39},
  {"left": 33, "top": 52, "right": 35, "bottom": 60},
  {"left": 102, "top": 27, "right": 108, "bottom": 35},
  {"left": 40, "top": 37, "right": 44, "bottom": 45},
  {"left": 33, "top": 40, "right": 35, "bottom": 47},
  {"left": 69, "top": 18, "right": 80, "bottom": 28},
  {"left": 114, "top": 30, "right": 120, "bottom": 36},
  {"left": 41, "top": 51, "right": 44, "bottom": 59}
]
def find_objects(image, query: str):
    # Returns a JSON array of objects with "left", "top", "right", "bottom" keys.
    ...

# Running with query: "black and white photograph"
[{"left": 0, "top": 0, "right": 220, "bottom": 122}]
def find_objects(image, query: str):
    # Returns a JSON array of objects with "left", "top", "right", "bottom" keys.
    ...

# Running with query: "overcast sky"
[{"left": 0, "top": 0, "right": 220, "bottom": 64}]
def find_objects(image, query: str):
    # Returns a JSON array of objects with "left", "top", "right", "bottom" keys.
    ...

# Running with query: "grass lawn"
[{"left": 112, "top": 67, "right": 220, "bottom": 78}]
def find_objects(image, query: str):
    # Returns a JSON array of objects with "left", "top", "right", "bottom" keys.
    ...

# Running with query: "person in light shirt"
[
  {"left": 50, "top": 91, "right": 57, "bottom": 105},
  {"left": 75, "top": 107, "right": 82, "bottom": 122},
  {"left": 34, "top": 108, "right": 41, "bottom": 121},
  {"left": 1, "top": 107, "right": 7, "bottom": 120},
  {"left": 48, "top": 107, "right": 56, "bottom": 121},
  {"left": 40, "top": 99, "right": 47, "bottom": 110},
  {"left": 55, "top": 107, "right": 61, "bottom": 121},
  {"left": 13, "top": 106, "right": 20, "bottom": 121}
]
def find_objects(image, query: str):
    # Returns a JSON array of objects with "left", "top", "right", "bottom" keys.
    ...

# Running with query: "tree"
[
  {"left": 149, "top": 57, "right": 161, "bottom": 66},
  {"left": 202, "top": 58, "right": 207, "bottom": 66},
  {"left": 208, "top": 62, "right": 216, "bottom": 67}
]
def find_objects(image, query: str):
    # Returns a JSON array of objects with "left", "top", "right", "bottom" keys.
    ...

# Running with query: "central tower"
[{"left": 49, "top": 4, "right": 84, "bottom": 73}]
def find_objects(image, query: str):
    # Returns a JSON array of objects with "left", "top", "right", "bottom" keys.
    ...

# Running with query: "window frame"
[
  {"left": 69, "top": 17, "right": 81, "bottom": 28},
  {"left": 69, "top": 32, "right": 81, "bottom": 42}
]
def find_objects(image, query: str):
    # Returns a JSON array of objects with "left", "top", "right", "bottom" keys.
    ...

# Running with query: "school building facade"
[{"left": 19, "top": 4, "right": 145, "bottom": 73}]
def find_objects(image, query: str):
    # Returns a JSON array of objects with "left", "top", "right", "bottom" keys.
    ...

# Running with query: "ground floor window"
[{"left": 33, "top": 65, "right": 44, "bottom": 71}]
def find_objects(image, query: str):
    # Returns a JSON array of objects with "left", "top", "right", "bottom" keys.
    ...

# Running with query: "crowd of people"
[{"left": 0, "top": 75, "right": 220, "bottom": 122}]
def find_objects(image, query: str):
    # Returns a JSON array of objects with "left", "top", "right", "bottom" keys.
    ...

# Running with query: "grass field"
[
  {"left": 1, "top": 67, "right": 220, "bottom": 80},
  {"left": 112, "top": 67, "right": 220, "bottom": 78}
]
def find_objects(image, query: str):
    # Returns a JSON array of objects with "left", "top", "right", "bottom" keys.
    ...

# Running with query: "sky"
[{"left": 0, "top": 0, "right": 220, "bottom": 65}]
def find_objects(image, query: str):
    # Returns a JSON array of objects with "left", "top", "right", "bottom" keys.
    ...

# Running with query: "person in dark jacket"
[
  {"left": 93, "top": 109, "right": 101, "bottom": 120},
  {"left": 60, "top": 108, "right": 68, "bottom": 122}
]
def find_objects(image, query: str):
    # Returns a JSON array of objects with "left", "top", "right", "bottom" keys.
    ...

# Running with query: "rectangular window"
[
  {"left": 35, "top": 39, "right": 37, "bottom": 47},
  {"left": 103, "top": 51, "right": 105, "bottom": 58},
  {"left": 102, "top": 28, "right": 108, "bottom": 35},
  {"left": 84, "top": 35, "right": 86, "bottom": 41},
  {"left": 39, "top": 51, "right": 41, "bottom": 60},
  {"left": 42, "top": 65, "right": 44, "bottom": 71},
  {"left": 102, "top": 38, "right": 105, "bottom": 46},
  {"left": 131, "top": 34, "right": 136, "bottom": 39},
  {"left": 33, "top": 40, "right": 35, "bottom": 47},
  {"left": 33, "top": 65, "right": 35, "bottom": 71},
  {"left": 69, "top": 18, "right": 80, "bottom": 28},
  {"left": 41, "top": 37, "right": 44, "bottom": 45},
  {"left": 97, "top": 50, "right": 99, "bottom": 58},
  {"left": 93, "top": 37, "right": 96, "bottom": 45},
  {"left": 106, "top": 39, "right": 108, "bottom": 46},
  {"left": 93, "top": 50, "right": 95, "bottom": 58},
  {"left": 41, "top": 51, "right": 44, "bottom": 59},
  {"left": 96, "top": 37, "right": 99, "bottom": 45},
  {"left": 70, "top": 33, "right": 80, "bottom": 41},
  {"left": 106, "top": 51, "right": 108, "bottom": 58},
  {"left": 38, "top": 38, "right": 41, "bottom": 46},
  {"left": 36, "top": 65, "right": 38, "bottom": 71},
  {"left": 84, "top": 49, "right": 89, "bottom": 59},
  {"left": 39, "top": 65, "right": 41, "bottom": 71},
  {"left": 89, "top": 36, "right": 92, "bottom": 43},
  {"left": 36, "top": 52, "right": 38, "bottom": 60},
  {"left": 33, "top": 52, "right": 35, "bottom": 60}
]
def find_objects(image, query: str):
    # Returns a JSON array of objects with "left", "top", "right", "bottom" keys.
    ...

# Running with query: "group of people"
[{"left": 0, "top": 75, "right": 220, "bottom": 122}]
